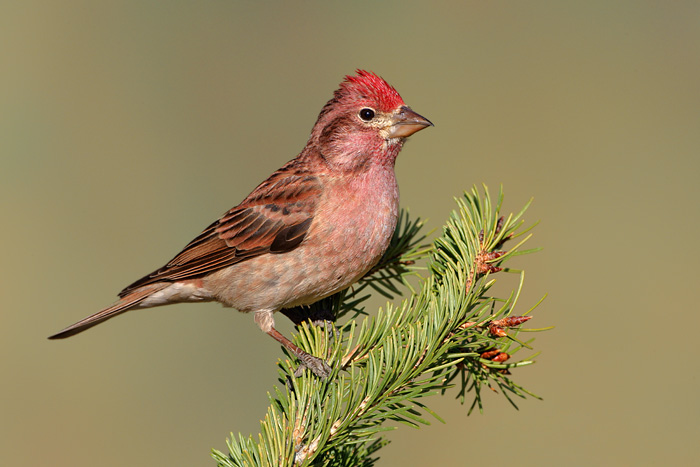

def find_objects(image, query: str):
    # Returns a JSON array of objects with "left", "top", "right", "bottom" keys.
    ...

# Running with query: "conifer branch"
[{"left": 212, "top": 186, "right": 545, "bottom": 466}]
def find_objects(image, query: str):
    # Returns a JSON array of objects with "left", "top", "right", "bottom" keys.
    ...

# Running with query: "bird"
[{"left": 49, "top": 70, "right": 432, "bottom": 377}]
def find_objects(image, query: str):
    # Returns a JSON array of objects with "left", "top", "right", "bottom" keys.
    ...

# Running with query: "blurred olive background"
[{"left": 2, "top": 1, "right": 699, "bottom": 466}]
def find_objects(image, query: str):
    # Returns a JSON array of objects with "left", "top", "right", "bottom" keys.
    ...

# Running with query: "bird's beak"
[{"left": 387, "top": 106, "right": 434, "bottom": 138}]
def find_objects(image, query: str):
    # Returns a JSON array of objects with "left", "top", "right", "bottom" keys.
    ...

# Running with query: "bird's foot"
[
  {"left": 293, "top": 351, "right": 331, "bottom": 379},
  {"left": 265, "top": 322, "right": 331, "bottom": 379}
]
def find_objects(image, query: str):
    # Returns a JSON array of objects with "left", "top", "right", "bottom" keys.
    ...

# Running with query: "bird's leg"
[
  {"left": 267, "top": 328, "right": 331, "bottom": 379},
  {"left": 255, "top": 310, "right": 331, "bottom": 379}
]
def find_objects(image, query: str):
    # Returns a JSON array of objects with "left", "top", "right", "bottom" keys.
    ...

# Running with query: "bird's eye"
[{"left": 359, "top": 108, "right": 375, "bottom": 122}]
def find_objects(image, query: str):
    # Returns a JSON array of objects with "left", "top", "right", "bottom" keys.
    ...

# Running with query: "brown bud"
[
  {"left": 475, "top": 250, "right": 506, "bottom": 274},
  {"left": 491, "top": 315, "right": 533, "bottom": 328},
  {"left": 495, "top": 216, "right": 504, "bottom": 235},
  {"left": 491, "top": 352, "right": 510, "bottom": 363},
  {"left": 480, "top": 349, "right": 501, "bottom": 359}
]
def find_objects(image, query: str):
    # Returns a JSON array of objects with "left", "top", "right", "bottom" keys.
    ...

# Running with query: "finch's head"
[
  {"left": 312, "top": 70, "right": 432, "bottom": 169},
  {"left": 337, "top": 70, "right": 405, "bottom": 115}
]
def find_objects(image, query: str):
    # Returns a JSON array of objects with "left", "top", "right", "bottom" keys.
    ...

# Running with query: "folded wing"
[{"left": 119, "top": 168, "right": 322, "bottom": 297}]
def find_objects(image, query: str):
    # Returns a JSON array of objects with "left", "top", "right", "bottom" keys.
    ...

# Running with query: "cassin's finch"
[{"left": 49, "top": 70, "right": 432, "bottom": 377}]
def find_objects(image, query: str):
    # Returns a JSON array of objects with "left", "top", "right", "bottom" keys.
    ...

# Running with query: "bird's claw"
[{"left": 293, "top": 353, "right": 331, "bottom": 379}]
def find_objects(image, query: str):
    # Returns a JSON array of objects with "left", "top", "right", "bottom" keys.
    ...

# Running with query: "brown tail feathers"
[{"left": 48, "top": 283, "right": 168, "bottom": 339}]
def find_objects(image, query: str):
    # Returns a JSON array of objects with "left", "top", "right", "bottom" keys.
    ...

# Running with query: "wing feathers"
[
  {"left": 118, "top": 169, "right": 322, "bottom": 297},
  {"left": 271, "top": 218, "right": 314, "bottom": 253}
]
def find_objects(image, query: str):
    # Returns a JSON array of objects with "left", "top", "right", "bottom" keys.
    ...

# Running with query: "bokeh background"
[{"left": 2, "top": 1, "right": 699, "bottom": 466}]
